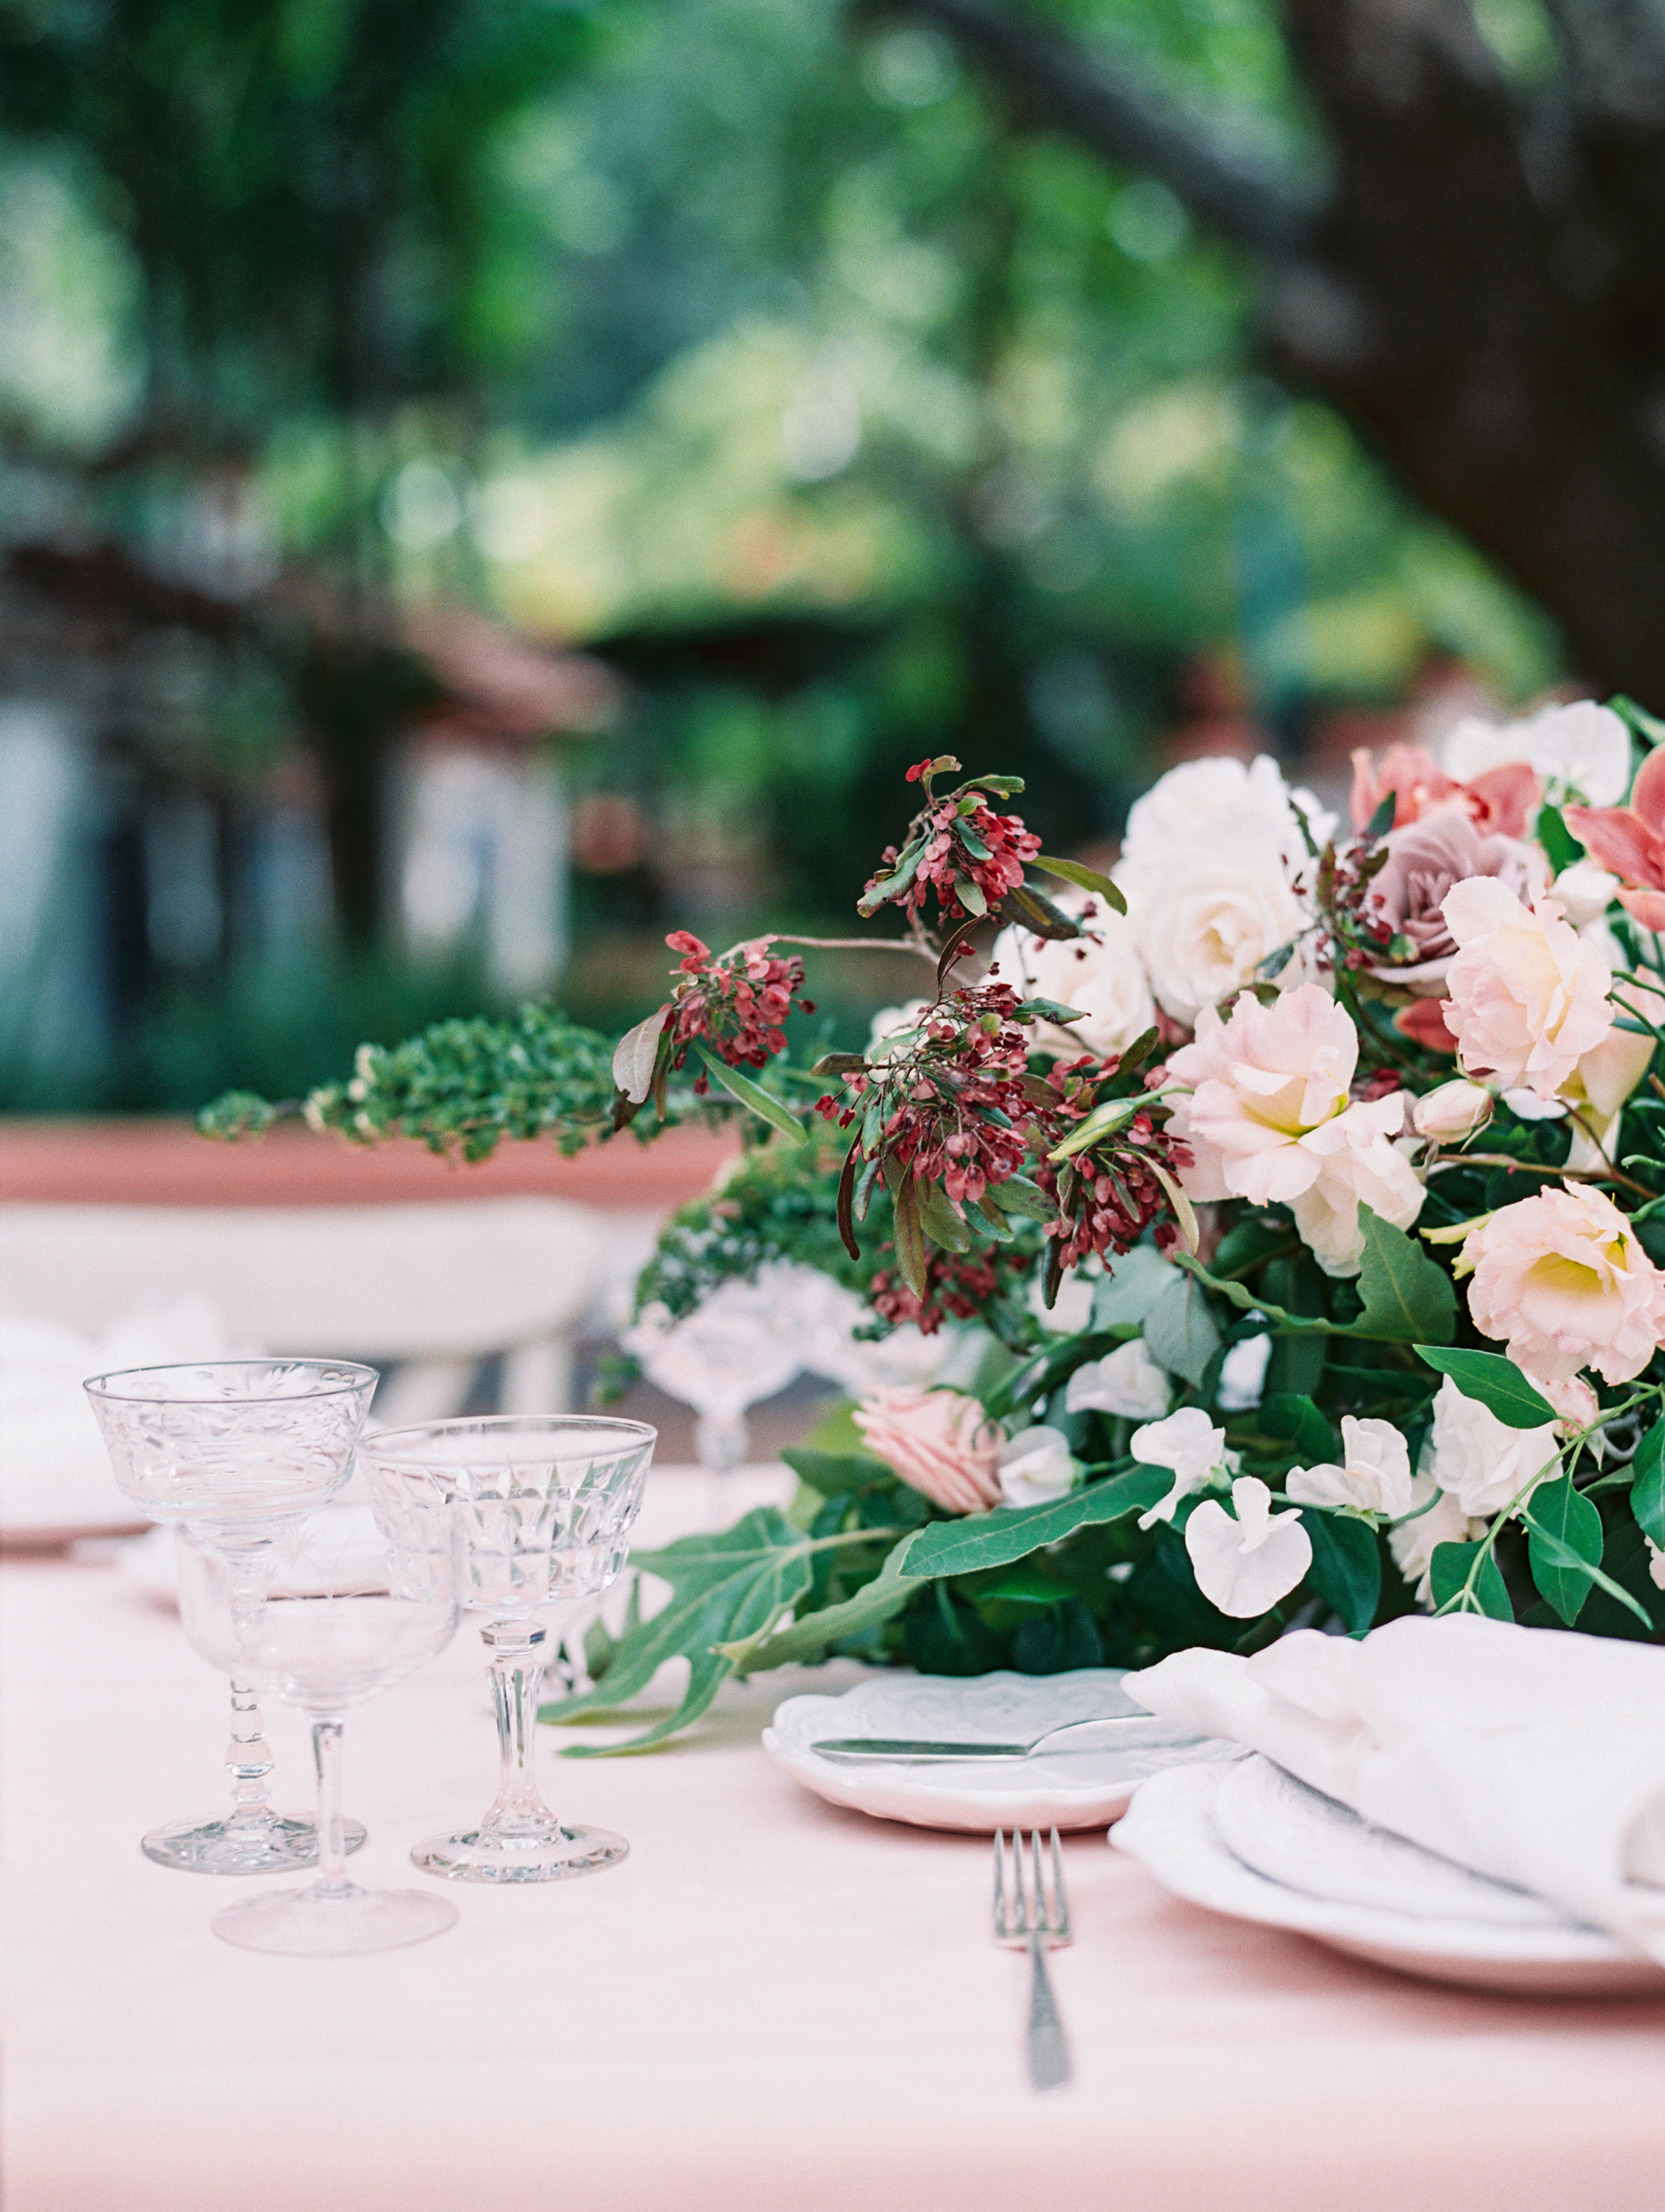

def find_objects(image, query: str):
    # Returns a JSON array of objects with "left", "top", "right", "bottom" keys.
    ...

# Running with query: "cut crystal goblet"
[
  {"left": 178, "top": 1491, "right": 466, "bottom": 1954},
  {"left": 84, "top": 1359, "right": 378, "bottom": 1875},
  {"left": 359, "top": 1415, "right": 655, "bottom": 1884}
]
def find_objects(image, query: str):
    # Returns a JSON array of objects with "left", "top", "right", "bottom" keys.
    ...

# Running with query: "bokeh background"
[{"left": 3, "top": 0, "right": 1657, "bottom": 1114}]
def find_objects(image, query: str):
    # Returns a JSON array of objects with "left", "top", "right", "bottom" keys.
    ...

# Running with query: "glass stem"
[
  {"left": 224, "top": 1678, "right": 277, "bottom": 1829},
  {"left": 482, "top": 1622, "right": 557, "bottom": 1839},
  {"left": 310, "top": 1718, "right": 351, "bottom": 1895}
]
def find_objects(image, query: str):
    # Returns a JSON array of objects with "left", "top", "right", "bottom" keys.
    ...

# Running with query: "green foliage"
[
  {"left": 900, "top": 1466, "right": 1169, "bottom": 1579},
  {"left": 1301, "top": 1511, "right": 1381, "bottom": 1634},
  {"left": 1355, "top": 1210, "right": 1457, "bottom": 1343},
  {"left": 1632, "top": 1422, "right": 1665, "bottom": 1548},
  {"left": 1430, "top": 1539, "right": 1514, "bottom": 1620},
  {"left": 1524, "top": 1476, "right": 1604, "bottom": 1625},
  {"left": 1413, "top": 1346, "right": 1558, "bottom": 1427}
]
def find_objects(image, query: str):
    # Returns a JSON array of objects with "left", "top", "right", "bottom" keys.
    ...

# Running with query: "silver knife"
[{"left": 810, "top": 1714, "right": 1181, "bottom": 1764}]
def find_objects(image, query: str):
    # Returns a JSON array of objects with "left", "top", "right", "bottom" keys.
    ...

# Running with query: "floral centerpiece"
[{"left": 208, "top": 700, "right": 1665, "bottom": 1750}]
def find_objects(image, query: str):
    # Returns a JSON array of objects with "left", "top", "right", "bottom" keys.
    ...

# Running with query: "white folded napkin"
[
  {"left": 1125, "top": 1617, "right": 1665, "bottom": 1960},
  {"left": 0, "top": 1301, "right": 245, "bottom": 1528}
]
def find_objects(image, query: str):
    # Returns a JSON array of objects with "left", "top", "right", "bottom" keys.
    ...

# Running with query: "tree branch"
[{"left": 866, "top": 0, "right": 1319, "bottom": 260}]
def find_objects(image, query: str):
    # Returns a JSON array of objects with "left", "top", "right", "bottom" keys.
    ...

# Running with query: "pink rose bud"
[
  {"left": 1411, "top": 1079, "right": 1494, "bottom": 1142},
  {"left": 852, "top": 1385, "right": 1004, "bottom": 1515}
]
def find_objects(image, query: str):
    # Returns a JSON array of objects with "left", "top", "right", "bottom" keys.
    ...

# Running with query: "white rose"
[
  {"left": 1285, "top": 1415, "right": 1414, "bottom": 1517},
  {"left": 1120, "top": 754, "right": 1333, "bottom": 886},
  {"left": 1388, "top": 1473, "right": 1487, "bottom": 1607},
  {"left": 1065, "top": 1339, "right": 1171, "bottom": 1421},
  {"left": 997, "top": 1425, "right": 1080, "bottom": 1509},
  {"left": 1126, "top": 844, "right": 1307, "bottom": 1027},
  {"left": 1420, "top": 1375, "right": 1560, "bottom": 1518},
  {"left": 1130, "top": 1405, "right": 1237, "bottom": 1528},
  {"left": 1442, "top": 700, "right": 1632, "bottom": 809},
  {"left": 987, "top": 895, "right": 1155, "bottom": 1059},
  {"left": 1185, "top": 1475, "right": 1313, "bottom": 1618}
]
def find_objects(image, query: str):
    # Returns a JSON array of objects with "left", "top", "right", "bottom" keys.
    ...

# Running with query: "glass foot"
[
  {"left": 212, "top": 1881, "right": 458, "bottom": 1956},
  {"left": 141, "top": 1811, "right": 368, "bottom": 1876},
  {"left": 411, "top": 1820, "right": 629, "bottom": 1885}
]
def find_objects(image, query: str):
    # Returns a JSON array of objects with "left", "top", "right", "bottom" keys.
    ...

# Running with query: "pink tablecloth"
[{"left": 7, "top": 1469, "right": 1665, "bottom": 2212}]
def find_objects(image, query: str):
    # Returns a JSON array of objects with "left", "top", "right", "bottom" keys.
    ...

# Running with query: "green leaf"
[
  {"left": 1301, "top": 1511, "right": 1381, "bottom": 1635},
  {"left": 986, "top": 1173, "right": 1053, "bottom": 1222},
  {"left": 1610, "top": 694, "right": 1665, "bottom": 749},
  {"left": 716, "top": 1533, "right": 920, "bottom": 1668},
  {"left": 1355, "top": 1208, "right": 1457, "bottom": 1342},
  {"left": 891, "top": 1171, "right": 928, "bottom": 1297},
  {"left": 914, "top": 1175, "right": 972, "bottom": 1253},
  {"left": 1259, "top": 1393, "right": 1335, "bottom": 1465},
  {"left": 954, "top": 876, "right": 987, "bottom": 917},
  {"left": 856, "top": 840, "right": 926, "bottom": 914},
  {"left": 1413, "top": 1345, "right": 1557, "bottom": 1427},
  {"left": 1536, "top": 803, "right": 1584, "bottom": 873},
  {"left": 1031, "top": 853, "right": 1127, "bottom": 915},
  {"left": 1429, "top": 1539, "right": 1514, "bottom": 1619},
  {"left": 1014, "top": 996, "right": 1088, "bottom": 1026},
  {"left": 1142, "top": 1276, "right": 1222, "bottom": 1387},
  {"left": 611, "top": 1004, "right": 670, "bottom": 1104},
  {"left": 696, "top": 1050, "right": 808, "bottom": 1143},
  {"left": 1523, "top": 1476, "right": 1602, "bottom": 1625},
  {"left": 900, "top": 1466, "right": 1171, "bottom": 1580},
  {"left": 1632, "top": 1421, "right": 1665, "bottom": 1547},
  {"left": 780, "top": 1447, "right": 893, "bottom": 1495},
  {"left": 540, "top": 1508, "right": 813, "bottom": 1753},
  {"left": 1002, "top": 883, "right": 1082, "bottom": 940}
]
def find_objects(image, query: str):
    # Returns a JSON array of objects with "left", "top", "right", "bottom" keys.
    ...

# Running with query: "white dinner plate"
[
  {"left": 764, "top": 1668, "right": 1237, "bottom": 1834},
  {"left": 1114, "top": 1757, "right": 1665, "bottom": 1997}
]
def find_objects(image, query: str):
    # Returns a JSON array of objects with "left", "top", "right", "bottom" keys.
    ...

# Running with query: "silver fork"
[{"left": 992, "top": 1827, "right": 1073, "bottom": 2091}]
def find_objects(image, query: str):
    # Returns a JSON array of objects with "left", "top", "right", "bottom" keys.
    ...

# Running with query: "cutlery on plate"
[
  {"left": 993, "top": 1826, "right": 1072, "bottom": 2092},
  {"left": 810, "top": 1714, "right": 1169, "bottom": 1763}
]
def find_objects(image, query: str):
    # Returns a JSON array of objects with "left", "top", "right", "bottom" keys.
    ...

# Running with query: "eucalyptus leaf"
[
  {"left": 1142, "top": 1276, "right": 1222, "bottom": 1387},
  {"left": 1413, "top": 1345, "right": 1557, "bottom": 1428},
  {"left": 900, "top": 1466, "right": 1170, "bottom": 1579}
]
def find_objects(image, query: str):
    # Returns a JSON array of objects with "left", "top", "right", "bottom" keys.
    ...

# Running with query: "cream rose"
[
  {"left": 852, "top": 1385, "right": 1002, "bottom": 1515},
  {"left": 1120, "top": 753, "right": 1333, "bottom": 885},
  {"left": 1285, "top": 1415, "right": 1415, "bottom": 1517},
  {"left": 1461, "top": 1182, "right": 1665, "bottom": 1387},
  {"left": 1126, "top": 847, "right": 1307, "bottom": 1028},
  {"left": 997, "top": 1425, "right": 1079, "bottom": 1509},
  {"left": 1440, "top": 879, "right": 1614, "bottom": 1102},
  {"left": 1064, "top": 1339, "right": 1172, "bottom": 1422},
  {"left": 1418, "top": 1376, "right": 1560, "bottom": 1517},
  {"left": 1166, "top": 985, "right": 1425, "bottom": 1276},
  {"left": 987, "top": 895, "right": 1155, "bottom": 1060},
  {"left": 1388, "top": 1473, "right": 1487, "bottom": 1606},
  {"left": 1411, "top": 1078, "right": 1493, "bottom": 1141}
]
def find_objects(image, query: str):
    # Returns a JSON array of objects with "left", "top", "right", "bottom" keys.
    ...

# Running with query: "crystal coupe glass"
[
  {"left": 359, "top": 1415, "right": 656, "bottom": 1884},
  {"left": 84, "top": 1359, "right": 378, "bottom": 1875},
  {"left": 177, "top": 1489, "right": 465, "bottom": 1954}
]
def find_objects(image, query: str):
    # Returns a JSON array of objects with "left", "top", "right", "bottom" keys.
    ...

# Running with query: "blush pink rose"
[
  {"left": 1462, "top": 1182, "right": 1665, "bottom": 1387},
  {"left": 1440, "top": 879, "right": 1614, "bottom": 1101},
  {"left": 852, "top": 1385, "right": 1003, "bottom": 1514},
  {"left": 1166, "top": 984, "right": 1423, "bottom": 1276}
]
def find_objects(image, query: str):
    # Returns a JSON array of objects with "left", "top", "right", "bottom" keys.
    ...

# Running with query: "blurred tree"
[{"left": 888, "top": 0, "right": 1665, "bottom": 707}]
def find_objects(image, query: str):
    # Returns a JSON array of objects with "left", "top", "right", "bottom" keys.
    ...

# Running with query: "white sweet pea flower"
[
  {"left": 1185, "top": 1475, "right": 1313, "bottom": 1618},
  {"left": 1130, "top": 1406, "right": 1237, "bottom": 1528},
  {"left": 997, "top": 1425, "right": 1080, "bottom": 1510},
  {"left": 1646, "top": 1538, "right": 1665, "bottom": 1593},
  {"left": 1065, "top": 1339, "right": 1171, "bottom": 1422},
  {"left": 1285, "top": 1415, "right": 1414, "bottom": 1517},
  {"left": 1216, "top": 1333, "right": 1271, "bottom": 1412},
  {"left": 1442, "top": 699, "right": 1632, "bottom": 809},
  {"left": 1419, "top": 1376, "right": 1560, "bottom": 1518},
  {"left": 1388, "top": 1473, "right": 1487, "bottom": 1607}
]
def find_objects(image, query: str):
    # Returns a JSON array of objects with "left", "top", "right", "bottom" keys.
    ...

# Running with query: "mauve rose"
[
  {"left": 1366, "top": 813, "right": 1545, "bottom": 994},
  {"left": 852, "top": 1385, "right": 1003, "bottom": 1515}
]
